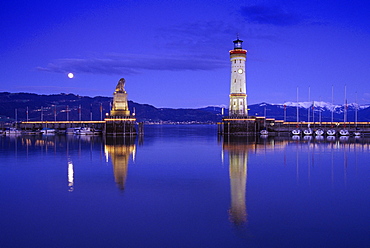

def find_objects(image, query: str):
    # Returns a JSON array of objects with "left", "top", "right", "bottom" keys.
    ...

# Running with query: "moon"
[{"left": 67, "top": 73, "right": 74, "bottom": 79}]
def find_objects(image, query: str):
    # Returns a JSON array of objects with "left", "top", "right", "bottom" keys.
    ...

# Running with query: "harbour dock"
[
  {"left": 14, "top": 78, "right": 139, "bottom": 136},
  {"left": 219, "top": 116, "right": 370, "bottom": 136}
]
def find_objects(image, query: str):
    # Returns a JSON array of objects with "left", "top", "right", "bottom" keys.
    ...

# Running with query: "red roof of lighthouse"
[{"left": 229, "top": 49, "right": 247, "bottom": 54}]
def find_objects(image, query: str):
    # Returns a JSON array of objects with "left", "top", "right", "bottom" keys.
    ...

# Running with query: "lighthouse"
[
  {"left": 220, "top": 38, "right": 264, "bottom": 135},
  {"left": 229, "top": 37, "right": 248, "bottom": 116}
]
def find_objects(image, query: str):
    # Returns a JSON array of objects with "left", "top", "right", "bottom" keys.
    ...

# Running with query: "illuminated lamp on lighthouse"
[{"left": 229, "top": 37, "right": 248, "bottom": 117}]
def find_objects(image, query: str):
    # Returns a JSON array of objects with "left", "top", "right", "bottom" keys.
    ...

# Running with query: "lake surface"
[{"left": 0, "top": 125, "right": 369, "bottom": 248}]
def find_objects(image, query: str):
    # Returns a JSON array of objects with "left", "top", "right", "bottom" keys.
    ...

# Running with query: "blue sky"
[{"left": 1, "top": 0, "right": 370, "bottom": 108}]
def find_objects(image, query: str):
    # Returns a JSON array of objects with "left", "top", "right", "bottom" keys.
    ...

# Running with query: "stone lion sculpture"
[{"left": 115, "top": 78, "right": 126, "bottom": 92}]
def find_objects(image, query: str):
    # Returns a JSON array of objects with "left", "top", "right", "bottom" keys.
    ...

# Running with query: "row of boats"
[
  {"left": 1, "top": 127, "right": 101, "bottom": 136},
  {"left": 260, "top": 128, "right": 360, "bottom": 136},
  {"left": 291, "top": 129, "right": 358, "bottom": 136}
]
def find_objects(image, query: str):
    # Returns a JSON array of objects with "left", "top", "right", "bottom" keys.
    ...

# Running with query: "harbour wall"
[
  {"left": 17, "top": 119, "right": 140, "bottom": 136},
  {"left": 220, "top": 116, "right": 370, "bottom": 136}
]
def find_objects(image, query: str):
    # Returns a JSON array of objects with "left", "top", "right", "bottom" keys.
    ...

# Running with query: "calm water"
[{"left": 0, "top": 125, "right": 369, "bottom": 248}]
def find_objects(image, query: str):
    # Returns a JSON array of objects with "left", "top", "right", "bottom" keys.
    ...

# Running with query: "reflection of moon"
[{"left": 67, "top": 73, "right": 74, "bottom": 79}]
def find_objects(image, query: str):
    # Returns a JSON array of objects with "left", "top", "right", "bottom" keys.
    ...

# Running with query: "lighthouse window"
[
  {"left": 234, "top": 79, "right": 236, "bottom": 83},
  {"left": 240, "top": 88, "right": 242, "bottom": 92}
]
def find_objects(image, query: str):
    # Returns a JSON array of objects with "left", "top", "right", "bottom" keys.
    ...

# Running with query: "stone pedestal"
[
  {"left": 220, "top": 117, "right": 265, "bottom": 135},
  {"left": 105, "top": 117, "right": 136, "bottom": 136}
]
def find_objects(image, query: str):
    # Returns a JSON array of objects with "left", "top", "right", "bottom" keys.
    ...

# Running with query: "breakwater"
[{"left": 220, "top": 116, "right": 370, "bottom": 136}]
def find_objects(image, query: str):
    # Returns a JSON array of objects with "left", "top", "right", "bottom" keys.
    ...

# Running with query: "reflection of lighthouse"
[
  {"left": 105, "top": 137, "right": 136, "bottom": 190},
  {"left": 228, "top": 147, "right": 247, "bottom": 224},
  {"left": 223, "top": 137, "right": 253, "bottom": 225}
]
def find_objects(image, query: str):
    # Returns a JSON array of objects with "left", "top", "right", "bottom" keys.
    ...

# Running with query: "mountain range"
[{"left": 1, "top": 92, "right": 370, "bottom": 123}]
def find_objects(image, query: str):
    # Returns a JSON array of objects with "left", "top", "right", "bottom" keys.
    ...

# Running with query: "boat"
[
  {"left": 353, "top": 131, "right": 361, "bottom": 136},
  {"left": 74, "top": 127, "right": 98, "bottom": 135},
  {"left": 303, "top": 129, "right": 313, "bottom": 136},
  {"left": 260, "top": 129, "right": 268, "bottom": 135},
  {"left": 40, "top": 128, "right": 56, "bottom": 135},
  {"left": 315, "top": 129, "right": 324, "bottom": 136},
  {"left": 327, "top": 129, "right": 336, "bottom": 136},
  {"left": 65, "top": 128, "right": 77, "bottom": 135},
  {"left": 22, "top": 130, "right": 41, "bottom": 135},
  {"left": 5, "top": 127, "right": 22, "bottom": 135},
  {"left": 292, "top": 129, "right": 301, "bottom": 135},
  {"left": 339, "top": 129, "right": 349, "bottom": 136}
]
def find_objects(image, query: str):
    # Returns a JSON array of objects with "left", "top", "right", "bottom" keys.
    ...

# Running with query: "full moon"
[{"left": 67, "top": 73, "right": 74, "bottom": 79}]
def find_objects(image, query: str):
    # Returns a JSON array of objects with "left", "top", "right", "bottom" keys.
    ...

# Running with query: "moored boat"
[
  {"left": 353, "top": 131, "right": 361, "bottom": 136},
  {"left": 260, "top": 129, "right": 268, "bottom": 135},
  {"left": 327, "top": 129, "right": 336, "bottom": 136},
  {"left": 303, "top": 129, "right": 313, "bottom": 136},
  {"left": 5, "top": 127, "right": 22, "bottom": 135},
  {"left": 40, "top": 128, "right": 56, "bottom": 135},
  {"left": 339, "top": 129, "right": 349, "bottom": 136},
  {"left": 65, "top": 128, "right": 77, "bottom": 135},
  {"left": 74, "top": 127, "right": 99, "bottom": 135},
  {"left": 315, "top": 129, "right": 324, "bottom": 136},
  {"left": 292, "top": 129, "right": 301, "bottom": 135},
  {"left": 22, "top": 130, "right": 41, "bottom": 135}
]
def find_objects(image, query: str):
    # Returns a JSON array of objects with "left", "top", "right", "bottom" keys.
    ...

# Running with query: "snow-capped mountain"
[
  {"left": 248, "top": 102, "right": 370, "bottom": 122},
  {"left": 281, "top": 101, "right": 370, "bottom": 112}
]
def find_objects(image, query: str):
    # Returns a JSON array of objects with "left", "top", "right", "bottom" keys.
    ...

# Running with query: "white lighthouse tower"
[{"left": 229, "top": 37, "right": 248, "bottom": 116}]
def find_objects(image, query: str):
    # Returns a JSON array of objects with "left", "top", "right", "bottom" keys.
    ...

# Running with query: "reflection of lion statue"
[{"left": 115, "top": 78, "right": 126, "bottom": 92}]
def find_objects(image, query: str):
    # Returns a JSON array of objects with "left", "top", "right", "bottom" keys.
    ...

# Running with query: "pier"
[
  {"left": 219, "top": 116, "right": 370, "bottom": 136},
  {"left": 20, "top": 120, "right": 105, "bottom": 132},
  {"left": 14, "top": 78, "right": 139, "bottom": 136},
  {"left": 18, "top": 119, "right": 139, "bottom": 136},
  {"left": 220, "top": 38, "right": 370, "bottom": 137}
]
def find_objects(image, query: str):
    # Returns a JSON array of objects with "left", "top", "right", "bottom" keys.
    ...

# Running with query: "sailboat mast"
[
  {"left": 331, "top": 85, "right": 334, "bottom": 123},
  {"left": 319, "top": 96, "right": 322, "bottom": 124},
  {"left": 355, "top": 91, "right": 358, "bottom": 127},
  {"left": 296, "top": 87, "right": 299, "bottom": 123},
  {"left": 344, "top": 85, "right": 347, "bottom": 123},
  {"left": 308, "top": 86, "right": 310, "bottom": 122}
]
